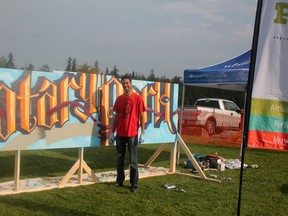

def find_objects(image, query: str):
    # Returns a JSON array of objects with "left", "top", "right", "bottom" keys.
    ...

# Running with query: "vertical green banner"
[{"left": 248, "top": 1, "right": 288, "bottom": 151}]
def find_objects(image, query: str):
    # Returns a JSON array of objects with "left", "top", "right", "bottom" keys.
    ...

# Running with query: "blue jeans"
[{"left": 115, "top": 136, "right": 138, "bottom": 187}]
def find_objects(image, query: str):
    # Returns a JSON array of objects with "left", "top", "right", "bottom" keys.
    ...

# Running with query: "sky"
[{"left": 0, "top": 0, "right": 257, "bottom": 78}]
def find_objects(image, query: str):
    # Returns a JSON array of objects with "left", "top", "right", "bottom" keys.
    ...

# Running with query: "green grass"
[{"left": 0, "top": 143, "right": 287, "bottom": 216}]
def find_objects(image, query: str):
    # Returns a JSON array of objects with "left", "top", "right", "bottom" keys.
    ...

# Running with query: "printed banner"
[
  {"left": 0, "top": 68, "right": 179, "bottom": 151},
  {"left": 248, "top": 0, "right": 288, "bottom": 151}
]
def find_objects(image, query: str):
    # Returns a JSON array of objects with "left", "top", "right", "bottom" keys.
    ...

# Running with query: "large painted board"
[{"left": 0, "top": 69, "right": 178, "bottom": 151}]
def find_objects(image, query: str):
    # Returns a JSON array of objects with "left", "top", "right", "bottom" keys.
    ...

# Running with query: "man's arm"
[
  {"left": 139, "top": 112, "right": 145, "bottom": 135},
  {"left": 112, "top": 112, "right": 119, "bottom": 133},
  {"left": 138, "top": 112, "right": 145, "bottom": 144}
]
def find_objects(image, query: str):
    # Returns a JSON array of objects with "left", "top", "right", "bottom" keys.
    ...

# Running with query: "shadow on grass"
[
  {"left": 280, "top": 184, "right": 288, "bottom": 194},
  {"left": 0, "top": 153, "right": 80, "bottom": 179},
  {"left": 0, "top": 195, "right": 95, "bottom": 216},
  {"left": 0, "top": 144, "right": 174, "bottom": 181}
]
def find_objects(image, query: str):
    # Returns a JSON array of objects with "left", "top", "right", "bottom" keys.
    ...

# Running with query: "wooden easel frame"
[
  {"left": 12, "top": 147, "right": 100, "bottom": 192},
  {"left": 58, "top": 147, "right": 100, "bottom": 188},
  {"left": 11, "top": 133, "right": 219, "bottom": 193},
  {"left": 14, "top": 150, "right": 21, "bottom": 192},
  {"left": 143, "top": 133, "right": 221, "bottom": 182}
]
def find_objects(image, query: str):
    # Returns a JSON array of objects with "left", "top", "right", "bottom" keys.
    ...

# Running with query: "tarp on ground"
[{"left": 183, "top": 50, "right": 251, "bottom": 92}]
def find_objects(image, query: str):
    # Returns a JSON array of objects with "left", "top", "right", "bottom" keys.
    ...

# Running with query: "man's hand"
[
  {"left": 138, "top": 133, "right": 144, "bottom": 144},
  {"left": 109, "top": 132, "right": 115, "bottom": 144}
]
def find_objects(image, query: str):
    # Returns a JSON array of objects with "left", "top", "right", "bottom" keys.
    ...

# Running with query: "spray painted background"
[{"left": 0, "top": 68, "right": 179, "bottom": 151}]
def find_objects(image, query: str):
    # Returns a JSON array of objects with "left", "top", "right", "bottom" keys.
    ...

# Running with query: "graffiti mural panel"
[{"left": 0, "top": 69, "right": 178, "bottom": 151}]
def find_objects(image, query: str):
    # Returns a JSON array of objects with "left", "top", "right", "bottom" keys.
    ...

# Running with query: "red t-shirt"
[{"left": 113, "top": 93, "right": 145, "bottom": 137}]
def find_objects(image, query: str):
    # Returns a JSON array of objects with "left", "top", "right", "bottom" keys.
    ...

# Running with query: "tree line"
[{"left": 0, "top": 52, "right": 245, "bottom": 106}]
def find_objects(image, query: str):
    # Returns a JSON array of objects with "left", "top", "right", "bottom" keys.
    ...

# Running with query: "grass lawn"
[{"left": 0, "top": 143, "right": 287, "bottom": 216}]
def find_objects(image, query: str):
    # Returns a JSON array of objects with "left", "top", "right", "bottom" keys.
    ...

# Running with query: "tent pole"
[{"left": 237, "top": 0, "right": 263, "bottom": 215}]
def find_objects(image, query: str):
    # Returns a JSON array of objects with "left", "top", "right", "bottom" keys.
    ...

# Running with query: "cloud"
[{"left": 0, "top": 0, "right": 257, "bottom": 78}]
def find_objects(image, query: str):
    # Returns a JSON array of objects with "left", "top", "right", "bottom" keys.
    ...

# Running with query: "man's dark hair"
[{"left": 121, "top": 75, "right": 132, "bottom": 83}]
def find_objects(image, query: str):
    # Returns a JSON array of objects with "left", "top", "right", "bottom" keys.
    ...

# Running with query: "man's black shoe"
[
  {"left": 130, "top": 186, "right": 138, "bottom": 192},
  {"left": 113, "top": 182, "right": 123, "bottom": 187}
]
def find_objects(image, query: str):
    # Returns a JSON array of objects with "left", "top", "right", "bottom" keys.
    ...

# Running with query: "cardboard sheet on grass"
[{"left": 0, "top": 166, "right": 169, "bottom": 195}]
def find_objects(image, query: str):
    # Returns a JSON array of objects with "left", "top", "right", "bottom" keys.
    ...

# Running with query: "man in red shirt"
[{"left": 110, "top": 75, "right": 145, "bottom": 192}]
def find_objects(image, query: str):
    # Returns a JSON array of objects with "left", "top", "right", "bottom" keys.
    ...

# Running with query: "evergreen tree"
[
  {"left": 171, "top": 76, "right": 182, "bottom": 83},
  {"left": 65, "top": 57, "right": 72, "bottom": 71},
  {"left": 0, "top": 56, "right": 7, "bottom": 67},
  {"left": 123, "top": 72, "right": 132, "bottom": 78},
  {"left": 110, "top": 65, "right": 119, "bottom": 77},
  {"left": 71, "top": 58, "right": 77, "bottom": 72},
  {"left": 94, "top": 60, "right": 99, "bottom": 71},
  {"left": 105, "top": 67, "right": 109, "bottom": 74},
  {"left": 133, "top": 72, "right": 142, "bottom": 80},
  {"left": 139, "top": 73, "right": 146, "bottom": 80},
  {"left": 5, "top": 52, "right": 15, "bottom": 68},
  {"left": 90, "top": 60, "right": 101, "bottom": 74},
  {"left": 25, "top": 64, "right": 34, "bottom": 70},
  {"left": 39, "top": 64, "right": 51, "bottom": 72},
  {"left": 159, "top": 75, "right": 170, "bottom": 83},
  {"left": 78, "top": 64, "right": 90, "bottom": 73},
  {"left": 147, "top": 68, "right": 156, "bottom": 81}
]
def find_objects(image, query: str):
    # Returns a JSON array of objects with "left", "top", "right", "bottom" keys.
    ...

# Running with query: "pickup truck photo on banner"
[
  {"left": 248, "top": 0, "right": 288, "bottom": 151},
  {"left": 0, "top": 68, "right": 179, "bottom": 151}
]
